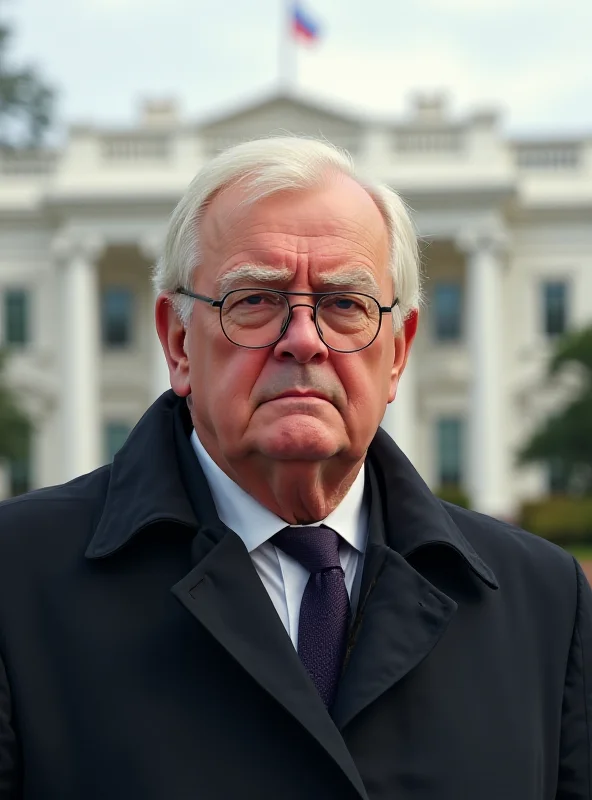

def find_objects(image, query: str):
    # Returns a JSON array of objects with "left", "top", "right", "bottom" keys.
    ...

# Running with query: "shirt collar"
[{"left": 190, "top": 429, "right": 367, "bottom": 555}]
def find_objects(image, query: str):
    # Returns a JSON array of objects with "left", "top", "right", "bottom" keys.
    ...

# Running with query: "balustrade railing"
[
  {"left": 0, "top": 150, "right": 57, "bottom": 176},
  {"left": 394, "top": 129, "right": 464, "bottom": 154},
  {"left": 100, "top": 135, "right": 171, "bottom": 161},
  {"left": 515, "top": 143, "right": 582, "bottom": 170}
]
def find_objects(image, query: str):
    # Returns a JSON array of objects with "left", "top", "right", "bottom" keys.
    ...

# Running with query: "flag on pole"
[{"left": 291, "top": 3, "right": 320, "bottom": 43}]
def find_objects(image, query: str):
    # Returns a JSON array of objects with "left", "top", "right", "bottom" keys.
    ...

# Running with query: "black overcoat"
[{"left": 0, "top": 391, "right": 590, "bottom": 799}]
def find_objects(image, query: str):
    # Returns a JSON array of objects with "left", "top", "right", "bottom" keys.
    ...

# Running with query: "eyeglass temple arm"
[
  {"left": 379, "top": 298, "right": 399, "bottom": 314},
  {"left": 175, "top": 288, "right": 222, "bottom": 308}
]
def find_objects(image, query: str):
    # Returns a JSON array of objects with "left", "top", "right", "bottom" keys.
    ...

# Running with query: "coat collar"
[
  {"left": 86, "top": 391, "right": 204, "bottom": 559},
  {"left": 367, "top": 427, "right": 498, "bottom": 589},
  {"left": 87, "top": 391, "right": 497, "bottom": 590}
]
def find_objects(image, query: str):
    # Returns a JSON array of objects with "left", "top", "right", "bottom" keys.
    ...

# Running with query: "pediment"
[{"left": 198, "top": 93, "right": 364, "bottom": 156}]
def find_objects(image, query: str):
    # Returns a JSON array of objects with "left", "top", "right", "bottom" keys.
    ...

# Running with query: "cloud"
[
  {"left": 422, "top": 0, "right": 585, "bottom": 11},
  {"left": 87, "top": 0, "right": 186, "bottom": 11},
  {"left": 297, "top": 35, "right": 592, "bottom": 131}
]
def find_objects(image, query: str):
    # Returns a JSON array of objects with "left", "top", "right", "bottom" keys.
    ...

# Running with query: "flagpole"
[{"left": 279, "top": 0, "right": 297, "bottom": 94}]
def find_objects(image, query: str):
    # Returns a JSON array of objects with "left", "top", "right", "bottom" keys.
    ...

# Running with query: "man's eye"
[{"left": 324, "top": 296, "right": 364, "bottom": 312}]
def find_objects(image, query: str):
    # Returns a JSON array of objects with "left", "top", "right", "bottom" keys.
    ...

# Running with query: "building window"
[
  {"left": 433, "top": 282, "right": 462, "bottom": 342},
  {"left": 4, "top": 289, "right": 30, "bottom": 346},
  {"left": 101, "top": 287, "right": 133, "bottom": 347},
  {"left": 542, "top": 280, "right": 568, "bottom": 337},
  {"left": 437, "top": 417, "right": 464, "bottom": 487},
  {"left": 104, "top": 422, "right": 131, "bottom": 462}
]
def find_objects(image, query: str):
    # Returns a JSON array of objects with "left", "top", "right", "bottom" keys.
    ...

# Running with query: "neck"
[
  {"left": 197, "top": 436, "right": 364, "bottom": 523},
  {"left": 231, "top": 456, "right": 365, "bottom": 524}
]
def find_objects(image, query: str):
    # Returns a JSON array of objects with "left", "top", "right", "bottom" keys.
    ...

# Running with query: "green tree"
[
  {"left": 0, "top": 2, "right": 54, "bottom": 148},
  {"left": 519, "top": 325, "right": 592, "bottom": 494},
  {"left": 0, "top": 350, "right": 29, "bottom": 458},
  {"left": 0, "top": 348, "right": 30, "bottom": 497}
]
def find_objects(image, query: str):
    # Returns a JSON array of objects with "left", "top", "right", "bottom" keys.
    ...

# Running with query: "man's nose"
[{"left": 273, "top": 305, "right": 329, "bottom": 364}]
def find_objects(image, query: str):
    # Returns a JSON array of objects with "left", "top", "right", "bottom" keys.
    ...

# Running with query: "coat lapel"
[
  {"left": 171, "top": 526, "right": 369, "bottom": 800},
  {"left": 332, "top": 542, "right": 457, "bottom": 730},
  {"left": 332, "top": 446, "right": 497, "bottom": 731}
]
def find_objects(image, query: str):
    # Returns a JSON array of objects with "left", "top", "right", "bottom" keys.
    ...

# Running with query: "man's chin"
[{"left": 254, "top": 416, "right": 343, "bottom": 462}]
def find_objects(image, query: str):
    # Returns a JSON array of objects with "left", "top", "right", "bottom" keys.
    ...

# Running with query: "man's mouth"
[{"left": 270, "top": 390, "right": 330, "bottom": 402}]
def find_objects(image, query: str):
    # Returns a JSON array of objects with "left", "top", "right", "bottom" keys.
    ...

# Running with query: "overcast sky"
[{"left": 5, "top": 0, "right": 592, "bottom": 138}]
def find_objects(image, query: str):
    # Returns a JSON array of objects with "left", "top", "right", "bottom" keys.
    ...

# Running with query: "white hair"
[{"left": 152, "top": 136, "right": 421, "bottom": 333}]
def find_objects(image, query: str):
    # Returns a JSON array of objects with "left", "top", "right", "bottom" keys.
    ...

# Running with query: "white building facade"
[{"left": 1, "top": 92, "right": 591, "bottom": 519}]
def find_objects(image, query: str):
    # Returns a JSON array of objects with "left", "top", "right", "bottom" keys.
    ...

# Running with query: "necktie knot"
[{"left": 271, "top": 525, "right": 342, "bottom": 573}]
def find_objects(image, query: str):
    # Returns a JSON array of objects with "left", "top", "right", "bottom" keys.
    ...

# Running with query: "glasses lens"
[
  {"left": 221, "top": 289, "right": 289, "bottom": 347},
  {"left": 317, "top": 293, "right": 380, "bottom": 352}
]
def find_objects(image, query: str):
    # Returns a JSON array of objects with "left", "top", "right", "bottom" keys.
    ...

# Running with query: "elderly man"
[{"left": 0, "top": 138, "right": 590, "bottom": 800}]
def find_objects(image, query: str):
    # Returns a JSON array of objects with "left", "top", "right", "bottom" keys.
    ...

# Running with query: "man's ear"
[
  {"left": 388, "top": 308, "right": 418, "bottom": 404},
  {"left": 155, "top": 294, "right": 191, "bottom": 397}
]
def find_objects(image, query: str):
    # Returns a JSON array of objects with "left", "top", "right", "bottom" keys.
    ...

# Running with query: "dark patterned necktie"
[{"left": 271, "top": 525, "right": 351, "bottom": 708}]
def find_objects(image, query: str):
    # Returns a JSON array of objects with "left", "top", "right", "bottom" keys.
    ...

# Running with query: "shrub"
[
  {"left": 520, "top": 496, "right": 592, "bottom": 545},
  {"left": 436, "top": 484, "right": 471, "bottom": 509}
]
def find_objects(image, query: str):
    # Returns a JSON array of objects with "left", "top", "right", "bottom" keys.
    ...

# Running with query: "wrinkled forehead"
[{"left": 199, "top": 176, "right": 391, "bottom": 290}]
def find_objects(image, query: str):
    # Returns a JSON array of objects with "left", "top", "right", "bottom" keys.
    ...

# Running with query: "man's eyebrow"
[
  {"left": 315, "top": 268, "right": 382, "bottom": 297},
  {"left": 216, "top": 266, "right": 293, "bottom": 295},
  {"left": 215, "top": 264, "right": 383, "bottom": 298}
]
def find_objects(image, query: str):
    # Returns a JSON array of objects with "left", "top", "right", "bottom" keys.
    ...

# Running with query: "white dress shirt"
[{"left": 191, "top": 430, "right": 368, "bottom": 650}]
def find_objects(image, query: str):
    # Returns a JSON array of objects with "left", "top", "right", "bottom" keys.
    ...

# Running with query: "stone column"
[
  {"left": 359, "top": 126, "right": 393, "bottom": 175},
  {"left": 381, "top": 349, "right": 418, "bottom": 465},
  {"left": 53, "top": 234, "right": 103, "bottom": 482},
  {"left": 458, "top": 226, "right": 510, "bottom": 517},
  {"left": 140, "top": 236, "right": 170, "bottom": 400}
]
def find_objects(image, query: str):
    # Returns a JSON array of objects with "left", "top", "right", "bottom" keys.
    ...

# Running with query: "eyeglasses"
[{"left": 175, "top": 287, "right": 399, "bottom": 353}]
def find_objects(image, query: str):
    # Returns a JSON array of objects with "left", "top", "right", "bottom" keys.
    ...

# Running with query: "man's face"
[{"left": 168, "top": 175, "right": 415, "bottom": 473}]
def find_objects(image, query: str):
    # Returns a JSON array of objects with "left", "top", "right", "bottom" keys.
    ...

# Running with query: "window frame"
[
  {"left": 101, "top": 286, "right": 135, "bottom": 349},
  {"left": 541, "top": 278, "right": 570, "bottom": 339},
  {"left": 436, "top": 415, "right": 465, "bottom": 488},
  {"left": 432, "top": 280, "right": 463, "bottom": 343},
  {"left": 3, "top": 287, "right": 31, "bottom": 347}
]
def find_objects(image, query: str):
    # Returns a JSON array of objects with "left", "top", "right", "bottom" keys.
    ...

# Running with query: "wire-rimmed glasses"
[{"left": 175, "top": 287, "right": 399, "bottom": 354}]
